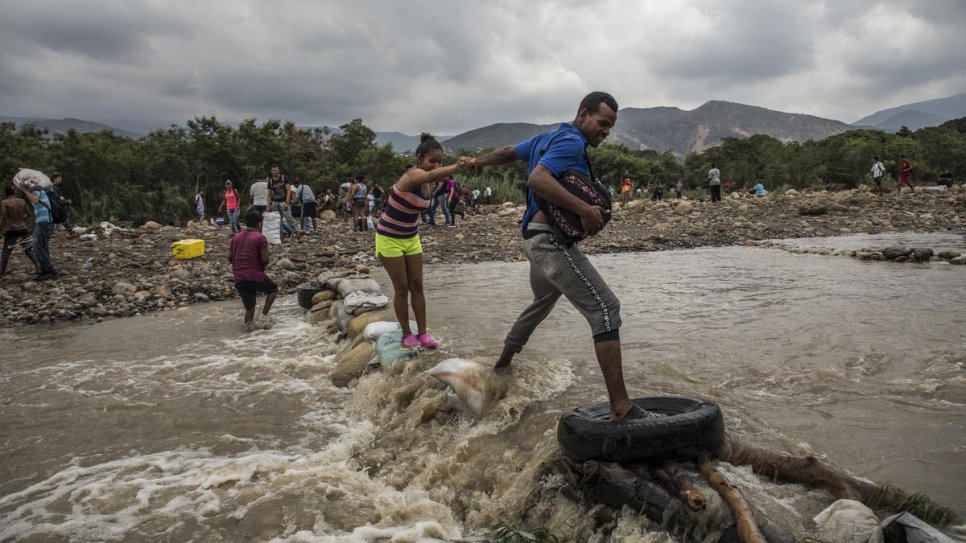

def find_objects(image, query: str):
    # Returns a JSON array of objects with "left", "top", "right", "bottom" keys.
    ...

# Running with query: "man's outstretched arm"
[{"left": 471, "top": 145, "right": 518, "bottom": 169}]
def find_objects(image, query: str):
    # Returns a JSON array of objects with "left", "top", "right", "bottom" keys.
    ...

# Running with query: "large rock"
[
  {"left": 883, "top": 246, "right": 913, "bottom": 261},
  {"left": 673, "top": 202, "right": 694, "bottom": 215},
  {"left": 142, "top": 221, "right": 162, "bottom": 230},
  {"left": 319, "top": 210, "right": 337, "bottom": 221},
  {"left": 330, "top": 342, "right": 375, "bottom": 387},
  {"left": 113, "top": 281, "right": 137, "bottom": 295}
]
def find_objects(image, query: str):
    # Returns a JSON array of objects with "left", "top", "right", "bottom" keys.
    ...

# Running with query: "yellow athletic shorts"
[{"left": 375, "top": 232, "right": 423, "bottom": 258}]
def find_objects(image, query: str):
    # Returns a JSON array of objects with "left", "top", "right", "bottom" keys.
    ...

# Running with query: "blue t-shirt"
[
  {"left": 754, "top": 183, "right": 765, "bottom": 196},
  {"left": 513, "top": 123, "right": 590, "bottom": 234},
  {"left": 32, "top": 190, "right": 52, "bottom": 224}
]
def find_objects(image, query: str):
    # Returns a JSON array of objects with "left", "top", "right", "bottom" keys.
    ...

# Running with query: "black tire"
[
  {"left": 297, "top": 283, "right": 327, "bottom": 310},
  {"left": 557, "top": 396, "right": 725, "bottom": 463}
]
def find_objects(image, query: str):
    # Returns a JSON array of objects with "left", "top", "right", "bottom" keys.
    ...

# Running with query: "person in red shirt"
[
  {"left": 229, "top": 211, "right": 278, "bottom": 330},
  {"left": 620, "top": 174, "right": 633, "bottom": 205},
  {"left": 897, "top": 157, "right": 914, "bottom": 193}
]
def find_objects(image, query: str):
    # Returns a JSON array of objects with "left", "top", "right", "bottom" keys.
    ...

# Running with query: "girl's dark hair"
[{"left": 415, "top": 133, "right": 443, "bottom": 157}]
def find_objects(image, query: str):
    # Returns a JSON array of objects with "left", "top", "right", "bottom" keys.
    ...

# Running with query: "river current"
[{"left": 1, "top": 233, "right": 964, "bottom": 542}]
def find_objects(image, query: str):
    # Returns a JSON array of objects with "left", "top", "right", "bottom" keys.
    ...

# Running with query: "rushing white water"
[{"left": 1, "top": 232, "right": 964, "bottom": 541}]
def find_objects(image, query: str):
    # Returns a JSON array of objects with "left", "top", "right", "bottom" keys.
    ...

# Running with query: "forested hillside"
[{"left": 1, "top": 116, "right": 963, "bottom": 225}]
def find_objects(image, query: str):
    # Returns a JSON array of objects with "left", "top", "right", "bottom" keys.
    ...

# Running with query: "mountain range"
[
  {"left": 852, "top": 93, "right": 966, "bottom": 132},
  {"left": 4, "top": 93, "right": 964, "bottom": 158}
]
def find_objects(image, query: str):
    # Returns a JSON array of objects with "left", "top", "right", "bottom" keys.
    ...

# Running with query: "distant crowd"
[{"left": 191, "top": 163, "right": 496, "bottom": 238}]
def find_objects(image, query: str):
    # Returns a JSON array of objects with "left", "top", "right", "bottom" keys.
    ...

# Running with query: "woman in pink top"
[{"left": 220, "top": 179, "right": 241, "bottom": 233}]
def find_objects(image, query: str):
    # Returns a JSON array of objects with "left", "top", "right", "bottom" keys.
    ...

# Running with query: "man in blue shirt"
[
  {"left": 470, "top": 92, "right": 642, "bottom": 422},
  {"left": 16, "top": 182, "right": 58, "bottom": 278}
]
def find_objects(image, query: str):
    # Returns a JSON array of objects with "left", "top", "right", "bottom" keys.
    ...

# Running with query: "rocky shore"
[{"left": 1, "top": 186, "right": 962, "bottom": 327}]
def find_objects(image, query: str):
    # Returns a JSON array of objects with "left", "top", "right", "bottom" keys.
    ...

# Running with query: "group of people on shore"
[{"left": 1, "top": 171, "right": 69, "bottom": 281}]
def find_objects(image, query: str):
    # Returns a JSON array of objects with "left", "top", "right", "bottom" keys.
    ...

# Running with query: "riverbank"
[{"left": 0, "top": 186, "right": 962, "bottom": 327}]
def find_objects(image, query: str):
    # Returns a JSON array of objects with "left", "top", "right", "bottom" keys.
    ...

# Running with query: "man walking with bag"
[{"left": 469, "top": 92, "right": 642, "bottom": 422}]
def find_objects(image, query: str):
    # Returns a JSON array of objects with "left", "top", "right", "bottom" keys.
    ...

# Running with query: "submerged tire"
[
  {"left": 297, "top": 283, "right": 327, "bottom": 310},
  {"left": 557, "top": 396, "right": 725, "bottom": 463}
]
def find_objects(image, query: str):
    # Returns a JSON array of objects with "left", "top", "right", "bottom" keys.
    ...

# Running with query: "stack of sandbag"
[{"left": 304, "top": 266, "right": 390, "bottom": 332}]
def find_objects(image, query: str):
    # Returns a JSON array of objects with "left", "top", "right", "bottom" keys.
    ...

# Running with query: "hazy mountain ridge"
[
  {"left": 6, "top": 92, "right": 963, "bottom": 155},
  {"left": 0, "top": 115, "right": 142, "bottom": 139},
  {"left": 442, "top": 100, "right": 856, "bottom": 157},
  {"left": 852, "top": 93, "right": 966, "bottom": 131}
]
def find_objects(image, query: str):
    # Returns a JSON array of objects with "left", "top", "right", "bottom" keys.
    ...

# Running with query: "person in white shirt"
[
  {"left": 249, "top": 179, "right": 269, "bottom": 213},
  {"left": 708, "top": 164, "right": 722, "bottom": 202},
  {"left": 871, "top": 157, "right": 886, "bottom": 194}
]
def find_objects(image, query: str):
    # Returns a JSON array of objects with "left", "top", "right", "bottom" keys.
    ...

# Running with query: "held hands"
[{"left": 455, "top": 156, "right": 474, "bottom": 169}]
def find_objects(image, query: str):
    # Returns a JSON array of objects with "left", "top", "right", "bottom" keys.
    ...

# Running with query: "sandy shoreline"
[{"left": 0, "top": 186, "right": 962, "bottom": 327}]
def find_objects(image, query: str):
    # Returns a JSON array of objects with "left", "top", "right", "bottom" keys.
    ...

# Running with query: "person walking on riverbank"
[
  {"left": 193, "top": 190, "right": 205, "bottom": 222},
  {"left": 291, "top": 179, "right": 317, "bottom": 234},
  {"left": 897, "top": 157, "right": 914, "bottom": 193},
  {"left": 15, "top": 181, "right": 58, "bottom": 278},
  {"left": 220, "top": 180, "right": 241, "bottom": 233},
  {"left": 375, "top": 134, "right": 471, "bottom": 350},
  {"left": 708, "top": 164, "right": 722, "bottom": 202},
  {"left": 468, "top": 91, "right": 640, "bottom": 422},
  {"left": 871, "top": 157, "right": 886, "bottom": 194},
  {"left": 249, "top": 177, "right": 269, "bottom": 214},
  {"left": 229, "top": 211, "right": 277, "bottom": 331},
  {"left": 267, "top": 165, "right": 295, "bottom": 237},
  {"left": 1, "top": 185, "right": 40, "bottom": 277}
]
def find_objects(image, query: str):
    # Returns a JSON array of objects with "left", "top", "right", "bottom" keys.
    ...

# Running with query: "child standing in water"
[{"left": 375, "top": 134, "right": 471, "bottom": 349}]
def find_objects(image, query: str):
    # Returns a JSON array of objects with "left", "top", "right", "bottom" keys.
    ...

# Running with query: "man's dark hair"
[
  {"left": 4, "top": 185, "right": 14, "bottom": 197},
  {"left": 415, "top": 133, "right": 443, "bottom": 158},
  {"left": 873, "top": 156, "right": 879, "bottom": 161},
  {"left": 52, "top": 172, "right": 62, "bottom": 179},
  {"left": 244, "top": 210, "right": 262, "bottom": 228},
  {"left": 579, "top": 92, "right": 619, "bottom": 115}
]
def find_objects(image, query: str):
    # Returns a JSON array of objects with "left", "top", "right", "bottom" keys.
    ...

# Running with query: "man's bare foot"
[{"left": 493, "top": 345, "right": 516, "bottom": 373}]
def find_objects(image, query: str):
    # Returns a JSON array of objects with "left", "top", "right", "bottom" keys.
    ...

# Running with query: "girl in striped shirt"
[{"left": 375, "top": 133, "right": 472, "bottom": 349}]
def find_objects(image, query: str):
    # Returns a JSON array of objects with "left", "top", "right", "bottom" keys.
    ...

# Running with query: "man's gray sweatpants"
[{"left": 504, "top": 225, "right": 621, "bottom": 353}]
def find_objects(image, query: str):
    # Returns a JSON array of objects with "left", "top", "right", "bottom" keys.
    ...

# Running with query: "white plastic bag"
[
  {"left": 262, "top": 211, "right": 282, "bottom": 245},
  {"left": 12, "top": 168, "right": 52, "bottom": 191}
]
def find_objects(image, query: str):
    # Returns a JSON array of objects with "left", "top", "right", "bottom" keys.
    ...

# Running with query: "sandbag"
[
  {"left": 346, "top": 308, "right": 393, "bottom": 339},
  {"left": 330, "top": 342, "right": 375, "bottom": 388},
  {"left": 311, "top": 289, "right": 336, "bottom": 305},
  {"left": 873, "top": 512, "right": 955, "bottom": 543},
  {"left": 262, "top": 211, "right": 282, "bottom": 245},
  {"left": 812, "top": 499, "right": 879, "bottom": 543},
  {"left": 363, "top": 321, "right": 403, "bottom": 342},
  {"left": 427, "top": 358, "right": 492, "bottom": 416},
  {"left": 332, "top": 300, "right": 354, "bottom": 331},
  {"left": 12, "top": 168, "right": 52, "bottom": 191},
  {"left": 344, "top": 290, "right": 389, "bottom": 315},
  {"left": 375, "top": 331, "right": 417, "bottom": 369},
  {"left": 336, "top": 277, "right": 382, "bottom": 298}
]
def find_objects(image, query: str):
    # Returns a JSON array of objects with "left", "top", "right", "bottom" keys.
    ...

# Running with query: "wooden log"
[
  {"left": 716, "top": 441, "right": 876, "bottom": 501},
  {"left": 695, "top": 455, "right": 767, "bottom": 543},
  {"left": 653, "top": 465, "right": 706, "bottom": 511}
]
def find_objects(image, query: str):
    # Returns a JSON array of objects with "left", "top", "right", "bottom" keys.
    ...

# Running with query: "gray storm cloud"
[{"left": 0, "top": 0, "right": 962, "bottom": 134}]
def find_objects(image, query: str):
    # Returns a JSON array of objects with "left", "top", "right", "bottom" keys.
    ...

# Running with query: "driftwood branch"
[
  {"left": 716, "top": 441, "right": 876, "bottom": 500},
  {"left": 653, "top": 465, "right": 706, "bottom": 511},
  {"left": 695, "top": 455, "right": 767, "bottom": 543}
]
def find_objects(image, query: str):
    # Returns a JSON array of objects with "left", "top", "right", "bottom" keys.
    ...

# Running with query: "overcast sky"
[{"left": 1, "top": 0, "right": 964, "bottom": 135}]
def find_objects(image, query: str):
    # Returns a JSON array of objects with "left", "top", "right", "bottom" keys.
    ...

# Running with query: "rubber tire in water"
[{"left": 557, "top": 396, "right": 725, "bottom": 463}]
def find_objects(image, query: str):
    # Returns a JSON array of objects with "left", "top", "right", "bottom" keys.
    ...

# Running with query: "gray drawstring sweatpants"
[{"left": 504, "top": 224, "right": 621, "bottom": 353}]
